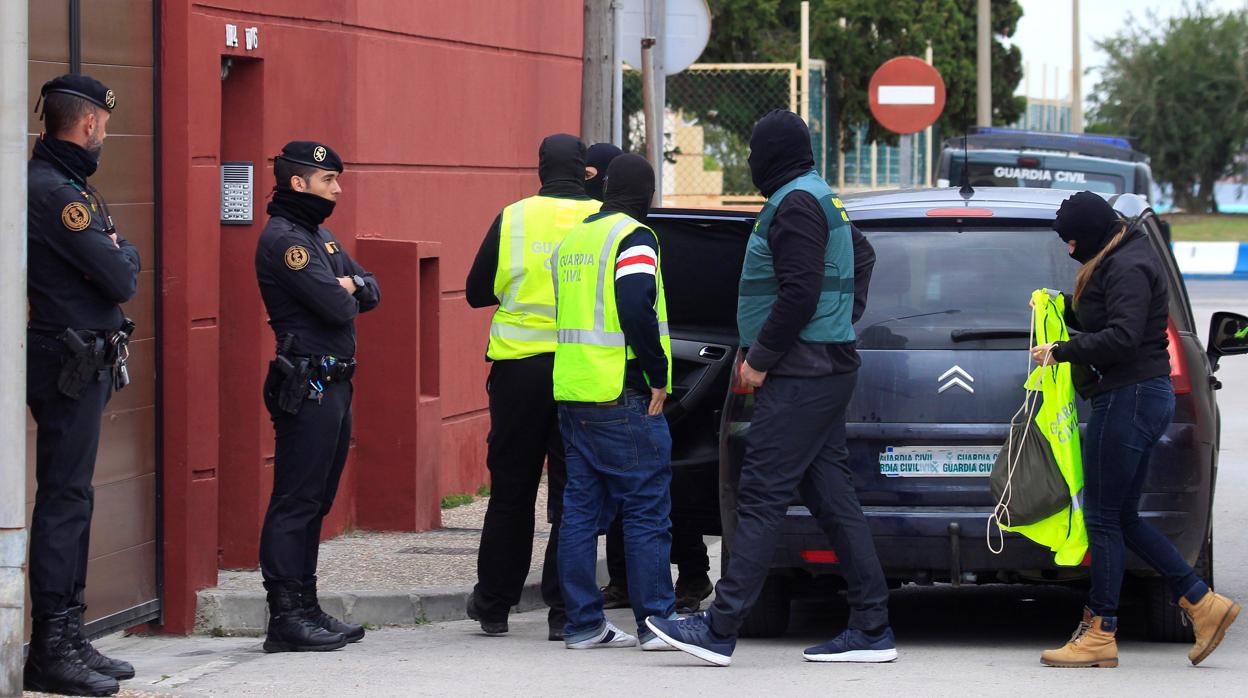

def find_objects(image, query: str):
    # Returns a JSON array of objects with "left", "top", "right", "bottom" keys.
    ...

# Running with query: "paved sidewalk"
[{"left": 196, "top": 479, "right": 610, "bottom": 635}]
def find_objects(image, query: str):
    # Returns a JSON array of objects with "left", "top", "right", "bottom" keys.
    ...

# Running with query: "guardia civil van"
[{"left": 936, "top": 128, "right": 1156, "bottom": 200}]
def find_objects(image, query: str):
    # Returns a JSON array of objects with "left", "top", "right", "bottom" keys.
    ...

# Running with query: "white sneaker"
[
  {"left": 565, "top": 621, "right": 638, "bottom": 649},
  {"left": 641, "top": 633, "right": 679, "bottom": 651}
]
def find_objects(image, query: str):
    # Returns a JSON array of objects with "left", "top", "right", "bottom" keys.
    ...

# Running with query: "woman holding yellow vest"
[
  {"left": 553, "top": 154, "right": 678, "bottom": 650},
  {"left": 1033, "top": 191, "right": 1238, "bottom": 668}
]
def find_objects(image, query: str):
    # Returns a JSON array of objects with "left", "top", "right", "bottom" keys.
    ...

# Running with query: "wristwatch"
[{"left": 351, "top": 274, "right": 365, "bottom": 295}]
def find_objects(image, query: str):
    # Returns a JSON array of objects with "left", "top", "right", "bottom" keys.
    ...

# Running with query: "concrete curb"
[
  {"left": 195, "top": 555, "right": 609, "bottom": 636},
  {"left": 195, "top": 579, "right": 548, "bottom": 637},
  {"left": 1173, "top": 241, "right": 1248, "bottom": 279}
]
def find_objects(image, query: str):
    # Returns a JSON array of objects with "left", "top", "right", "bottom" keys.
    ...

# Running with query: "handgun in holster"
[
  {"left": 267, "top": 334, "right": 312, "bottom": 415},
  {"left": 56, "top": 329, "right": 106, "bottom": 399}
]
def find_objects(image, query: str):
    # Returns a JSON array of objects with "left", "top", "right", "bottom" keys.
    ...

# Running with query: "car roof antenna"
[{"left": 958, "top": 133, "right": 974, "bottom": 199}]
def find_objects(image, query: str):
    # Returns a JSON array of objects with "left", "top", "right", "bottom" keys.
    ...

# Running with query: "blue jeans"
[
  {"left": 1084, "top": 376, "right": 1207, "bottom": 616},
  {"left": 558, "top": 394, "right": 676, "bottom": 640}
]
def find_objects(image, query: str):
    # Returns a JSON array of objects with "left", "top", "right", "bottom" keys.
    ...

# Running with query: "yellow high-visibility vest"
[
  {"left": 552, "top": 212, "right": 671, "bottom": 402},
  {"left": 488, "top": 195, "right": 601, "bottom": 360}
]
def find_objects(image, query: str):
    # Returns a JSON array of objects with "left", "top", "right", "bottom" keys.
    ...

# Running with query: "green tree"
[
  {"left": 699, "top": 0, "right": 1026, "bottom": 145},
  {"left": 1088, "top": 6, "right": 1248, "bottom": 212}
]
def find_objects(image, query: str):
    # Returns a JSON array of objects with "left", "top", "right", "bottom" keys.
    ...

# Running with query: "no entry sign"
[{"left": 868, "top": 56, "right": 947, "bottom": 135}]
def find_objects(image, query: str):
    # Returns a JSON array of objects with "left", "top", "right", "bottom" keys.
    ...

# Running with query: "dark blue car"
[{"left": 650, "top": 187, "right": 1246, "bottom": 643}]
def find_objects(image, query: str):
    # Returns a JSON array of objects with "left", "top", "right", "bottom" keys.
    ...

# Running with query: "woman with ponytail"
[{"left": 1031, "top": 191, "right": 1238, "bottom": 669}]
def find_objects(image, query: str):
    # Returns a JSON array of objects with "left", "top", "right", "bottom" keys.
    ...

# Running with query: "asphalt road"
[{"left": 97, "top": 281, "right": 1248, "bottom": 698}]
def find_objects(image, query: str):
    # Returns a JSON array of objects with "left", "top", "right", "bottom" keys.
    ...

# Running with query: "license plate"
[{"left": 879, "top": 446, "right": 999, "bottom": 477}]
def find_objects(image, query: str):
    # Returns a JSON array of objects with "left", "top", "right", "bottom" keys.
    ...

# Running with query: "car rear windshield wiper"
[{"left": 950, "top": 328, "right": 1032, "bottom": 342}]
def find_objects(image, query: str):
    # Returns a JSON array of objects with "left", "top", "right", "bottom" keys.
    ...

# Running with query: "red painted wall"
[{"left": 159, "top": 0, "right": 584, "bottom": 632}]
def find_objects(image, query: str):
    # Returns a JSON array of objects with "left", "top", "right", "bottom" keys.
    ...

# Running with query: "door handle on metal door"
[{"left": 698, "top": 346, "right": 726, "bottom": 361}]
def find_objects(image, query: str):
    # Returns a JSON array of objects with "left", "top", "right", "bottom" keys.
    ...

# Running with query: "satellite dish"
[{"left": 617, "top": 0, "right": 711, "bottom": 74}]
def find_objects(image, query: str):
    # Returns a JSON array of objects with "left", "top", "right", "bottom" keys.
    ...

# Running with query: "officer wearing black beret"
[
  {"left": 255, "top": 140, "right": 380, "bottom": 653},
  {"left": 25, "top": 74, "right": 139, "bottom": 697}
]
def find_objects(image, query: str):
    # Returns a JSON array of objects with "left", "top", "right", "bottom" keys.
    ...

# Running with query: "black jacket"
[
  {"left": 255, "top": 215, "right": 380, "bottom": 358},
  {"left": 1053, "top": 230, "right": 1171, "bottom": 396},
  {"left": 27, "top": 139, "right": 141, "bottom": 333}
]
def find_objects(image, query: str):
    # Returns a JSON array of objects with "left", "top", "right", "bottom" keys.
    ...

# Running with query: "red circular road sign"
[{"left": 868, "top": 56, "right": 947, "bottom": 135}]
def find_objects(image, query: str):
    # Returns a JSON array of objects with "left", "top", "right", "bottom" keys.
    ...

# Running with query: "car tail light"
[
  {"left": 926, "top": 208, "right": 994, "bottom": 217},
  {"left": 1166, "top": 319, "right": 1192, "bottom": 395},
  {"left": 730, "top": 357, "right": 753, "bottom": 394},
  {"left": 800, "top": 549, "right": 839, "bottom": 564}
]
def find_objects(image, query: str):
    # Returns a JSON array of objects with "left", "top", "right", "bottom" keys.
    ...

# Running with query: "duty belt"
[{"left": 283, "top": 355, "right": 357, "bottom": 384}]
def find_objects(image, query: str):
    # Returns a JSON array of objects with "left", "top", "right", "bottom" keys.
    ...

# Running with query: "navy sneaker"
[
  {"left": 644, "top": 612, "right": 736, "bottom": 666},
  {"left": 803, "top": 627, "right": 898, "bottom": 663}
]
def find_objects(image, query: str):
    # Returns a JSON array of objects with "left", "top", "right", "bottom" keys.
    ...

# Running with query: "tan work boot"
[
  {"left": 1041, "top": 608, "right": 1119, "bottom": 668},
  {"left": 1179, "top": 590, "right": 1240, "bottom": 666}
]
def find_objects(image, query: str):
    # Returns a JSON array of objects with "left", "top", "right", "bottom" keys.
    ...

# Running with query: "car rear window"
[
  {"left": 950, "top": 159, "right": 1125, "bottom": 195},
  {"left": 856, "top": 228, "right": 1080, "bottom": 350}
]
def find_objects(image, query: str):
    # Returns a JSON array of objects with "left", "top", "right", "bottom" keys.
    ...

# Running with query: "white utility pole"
[
  {"left": 800, "top": 1, "right": 810, "bottom": 123},
  {"left": 0, "top": 0, "right": 30, "bottom": 694},
  {"left": 582, "top": 0, "right": 617, "bottom": 145},
  {"left": 976, "top": 0, "right": 992, "bottom": 126},
  {"left": 1071, "top": 0, "right": 1083, "bottom": 132},
  {"left": 924, "top": 42, "right": 934, "bottom": 187},
  {"left": 643, "top": 0, "right": 666, "bottom": 205}
]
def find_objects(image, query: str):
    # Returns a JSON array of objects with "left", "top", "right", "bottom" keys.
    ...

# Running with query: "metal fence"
[
  {"left": 623, "top": 62, "right": 828, "bottom": 208},
  {"left": 623, "top": 60, "right": 931, "bottom": 207},
  {"left": 836, "top": 124, "right": 933, "bottom": 191}
]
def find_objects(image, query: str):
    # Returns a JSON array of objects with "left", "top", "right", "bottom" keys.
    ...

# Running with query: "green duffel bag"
[{"left": 990, "top": 409, "right": 1069, "bottom": 527}]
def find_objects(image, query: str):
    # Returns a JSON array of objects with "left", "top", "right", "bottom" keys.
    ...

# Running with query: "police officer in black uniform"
[
  {"left": 25, "top": 74, "right": 140, "bottom": 697},
  {"left": 255, "top": 141, "right": 381, "bottom": 653}
]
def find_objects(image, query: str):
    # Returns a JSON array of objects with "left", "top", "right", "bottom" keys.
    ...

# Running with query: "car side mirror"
[{"left": 1207, "top": 311, "right": 1248, "bottom": 372}]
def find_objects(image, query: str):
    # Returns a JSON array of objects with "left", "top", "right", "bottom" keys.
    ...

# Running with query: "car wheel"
[
  {"left": 1145, "top": 535, "right": 1211, "bottom": 643},
  {"left": 738, "top": 574, "right": 791, "bottom": 638}
]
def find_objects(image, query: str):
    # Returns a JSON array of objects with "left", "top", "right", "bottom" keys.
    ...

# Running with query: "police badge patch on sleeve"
[
  {"left": 61, "top": 201, "right": 91, "bottom": 231},
  {"left": 284, "top": 245, "right": 310, "bottom": 270}
]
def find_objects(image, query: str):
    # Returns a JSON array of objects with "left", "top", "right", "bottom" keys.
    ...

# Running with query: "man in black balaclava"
[
  {"left": 646, "top": 110, "right": 893, "bottom": 666},
  {"left": 585, "top": 142, "right": 622, "bottom": 200},
  {"left": 554, "top": 154, "right": 679, "bottom": 650},
  {"left": 589, "top": 147, "right": 713, "bottom": 613},
  {"left": 255, "top": 140, "right": 381, "bottom": 654},
  {"left": 465, "top": 135, "right": 601, "bottom": 641}
]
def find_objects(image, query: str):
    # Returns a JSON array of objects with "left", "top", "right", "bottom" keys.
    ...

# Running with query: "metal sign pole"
[
  {"left": 899, "top": 134, "right": 913, "bottom": 189},
  {"left": 0, "top": 0, "right": 30, "bottom": 694}
]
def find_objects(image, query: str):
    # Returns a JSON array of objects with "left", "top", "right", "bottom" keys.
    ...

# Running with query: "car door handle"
[{"left": 698, "top": 346, "right": 727, "bottom": 361}]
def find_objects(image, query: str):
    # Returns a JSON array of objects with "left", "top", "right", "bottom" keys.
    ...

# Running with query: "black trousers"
[
  {"left": 709, "top": 371, "right": 889, "bottom": 636},
  {"left": 259, "top": 377, "right": 353, "bottom": 592},
  {"left": 473, "top": 354, "right": 565, "bottom": 623},
  {"left": 605, "top": 514, "right": 708, "bottom": 585},
  {"left": 26, "top": 332, "right": 112, "bottom": 618}
]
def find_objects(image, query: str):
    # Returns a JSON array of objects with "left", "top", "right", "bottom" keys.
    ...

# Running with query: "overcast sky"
[{"left": 1009, "top": 0, "right": 1246, "bottom": 99}]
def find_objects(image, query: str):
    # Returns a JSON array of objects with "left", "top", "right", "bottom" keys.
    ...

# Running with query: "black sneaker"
[
  {"left": 600, "top": 583, "right": 631, "bottom": 609},
  {"left": 674, "top": 574, "right": 713, "bottom": 614},
  {"left": 466, "top": 593, "right": 508, "bottom": 635},
  {"left": 645, "top": 611, "right": 736, "bottom": 666},
  {"left": 803, "top": 627, "right": 898, "bottom": 663}
]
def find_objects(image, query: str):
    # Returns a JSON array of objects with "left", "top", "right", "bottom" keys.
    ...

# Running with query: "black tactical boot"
[
  {"left": 302, "top": 578, "right": 365, "bottom": 643},
  {"left": 67, "top": 604, "right": 136, "bottom": 680},
  {"left": 263, "top": 586, "right": 348, "bottom": 653},
  {"left": 24, "top": 612, "right": 120, "bottom": 697}
]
